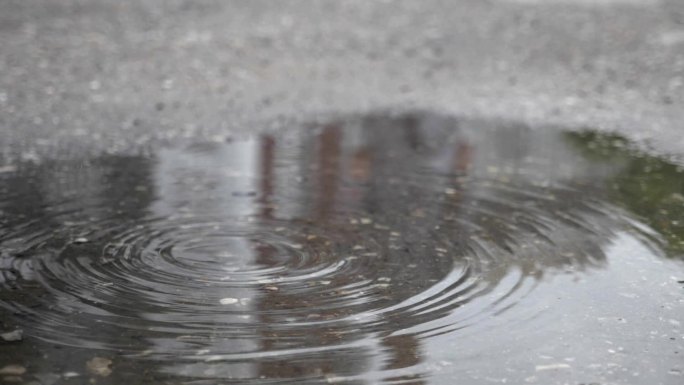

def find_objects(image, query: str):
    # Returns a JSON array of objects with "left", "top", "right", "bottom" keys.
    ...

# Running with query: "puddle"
[{"left": 1, "top": 112, "right": 683, "bottom": 384}]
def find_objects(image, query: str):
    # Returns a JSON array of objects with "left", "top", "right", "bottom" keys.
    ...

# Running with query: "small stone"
[
  {"left": 35, "top": 373, "right": 61, "bottom": 385},
  {"left": 411, "top": 208, "right": 425, "bottom": 218},
  {"left": 73, "top": 237, "right": 89, "bottom": 244},
  {"left": 325, "top": 374, "right": 345, "bottom": 383},
  {"left": 86, "top": 357, "right": 112, "bottom": 377},
  {"left": 535, "top": 363, "right": 571, "bottom": 371},
  {"left": 0, "top": 365, "right": 26, "bottom": 376},
  {"left": 0, "top": 329, "right": 22, "bottom": 342},
  {"left": 444, "top": 188, "right": 457, "bottom": 195},
  {"left": 360, "top": 218, "right": 372, "bottom": 225},
  {"left": 219, "top": 298, "right": 239, "bottom": 305},
  {"left": 264, "top": 286, "right": 279, "bottom": 292},
  {"left": 0, "top": 165, "right": 17, "bottom": 174}
]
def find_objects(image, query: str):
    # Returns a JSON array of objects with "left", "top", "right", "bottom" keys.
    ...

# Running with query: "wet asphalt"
[
  {"left": 1, "top": 0, "right": 683, "bottom": 162},
  {"left": 2, "top": 1, "right": 684, "bottom": 384}
]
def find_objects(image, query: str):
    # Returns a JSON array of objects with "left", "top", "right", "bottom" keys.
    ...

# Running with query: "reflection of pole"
[
  {"left": 453, "top": 142, "right": 473, "bottom": 176},
  {"left": 401, "top": 115, "right": 422, "bottom": 151},
  {"left": 316, "top": 125, "right": 341, "bottom": 221},
  {"left": 380, "top": 334, "right": 426, "bottom": 385},
  {"left": 259, "top": 135, "right": 276, "bottom": 220}
]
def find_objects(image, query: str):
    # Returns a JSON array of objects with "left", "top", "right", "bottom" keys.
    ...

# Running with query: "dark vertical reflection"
[
  {"left": 315, "top": 125, "right": 342, "bottom": 221},
  {"left": 253, "top": 130, "right": 372, "bottom": 383},
  {"left": 258, "top": 135, "right": 276, "bottom": 220}
]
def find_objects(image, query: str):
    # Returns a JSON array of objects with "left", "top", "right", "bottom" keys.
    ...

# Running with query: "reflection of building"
[{"left": 0, "top": 111, "right": 641, "bottom": 384}]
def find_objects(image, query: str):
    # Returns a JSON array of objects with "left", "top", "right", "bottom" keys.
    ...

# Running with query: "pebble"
[
  {"left": 0, "top": 365, "right": 26, "bottom": 376},
  {"left": 219, "top": 298, "right": 239, "bottom": 305},
  {"left": 0, "top": 329, "right": 22, "bottom": 342},
  {"left": 86, "top": 357, "right": 112, "bottom": 377},
  {"left": 535, "top": 363, "right": 571, "bottom": 371},
  {"left": 0, "top": 165, "right": 17, "bottom": 174}
]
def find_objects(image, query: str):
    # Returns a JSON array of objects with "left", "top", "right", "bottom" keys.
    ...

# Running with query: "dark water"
[{"left": 1, "top": 113, "right": 683, "bottom": 385}]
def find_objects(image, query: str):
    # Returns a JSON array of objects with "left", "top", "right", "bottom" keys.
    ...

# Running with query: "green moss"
[{"left": 565, "top": 130, "right": 684, "bottom": 256}]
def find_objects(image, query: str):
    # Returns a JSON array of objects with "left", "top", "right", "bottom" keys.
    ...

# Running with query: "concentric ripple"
[{"left": 0, "top": 113, "right": 673, "bottom": 384}]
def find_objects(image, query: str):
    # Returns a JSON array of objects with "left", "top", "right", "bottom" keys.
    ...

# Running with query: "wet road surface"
[{"left": 1, "top": 112, "right": 683, "bottom": 384}]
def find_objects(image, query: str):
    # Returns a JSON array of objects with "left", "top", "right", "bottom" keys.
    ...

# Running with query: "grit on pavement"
[{"left": 0, "top": 0, "right": 683, "bottom": 162}]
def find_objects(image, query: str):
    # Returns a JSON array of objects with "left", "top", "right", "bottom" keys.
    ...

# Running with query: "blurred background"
[{"left": 1, "top": 0, "right": 683, "bottom": 160}]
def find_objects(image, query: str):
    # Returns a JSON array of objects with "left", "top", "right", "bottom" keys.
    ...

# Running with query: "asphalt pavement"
[{"left": 1, "top": 0, "right": 683, "bottom": 159}]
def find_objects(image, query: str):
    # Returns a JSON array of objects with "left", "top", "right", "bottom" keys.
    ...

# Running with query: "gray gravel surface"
[{"left": 1, "top": 0, "right": 683, "bottom": 160}]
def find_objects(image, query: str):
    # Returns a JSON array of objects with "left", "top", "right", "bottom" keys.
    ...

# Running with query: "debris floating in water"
[
  {"left": 219, "top": 298, "right": 239, "bottom": 305},
  {"left": 0, "top": 329, "right": 22, "bottom": 342},
  {"left": 535, "top": 363, "right": 572, "bottom": 371},
  {"left": 0, "top": 365, "right": 26, "bottom": 376},
  {"left": 0, "top": 165, "right": 17, "bottom": 174},
  {"left": 86, "top": 357, "right": 112, "bottom": 377}
]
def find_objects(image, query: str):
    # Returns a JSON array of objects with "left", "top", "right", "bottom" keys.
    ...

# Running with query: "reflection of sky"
[
  {"left": 153, "top": 142, "right": 260, "bottom": 217},
  {"left": 152, "top": 141, "right": 261, "bottom": 379},
  {"left": 423, "top": 230, "right": 684, "bottom": 385}
]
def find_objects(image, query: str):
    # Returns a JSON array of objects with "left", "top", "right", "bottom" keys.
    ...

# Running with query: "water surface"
[{"left": 1, "top": 112, "right": 683, "bottom": 384}]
